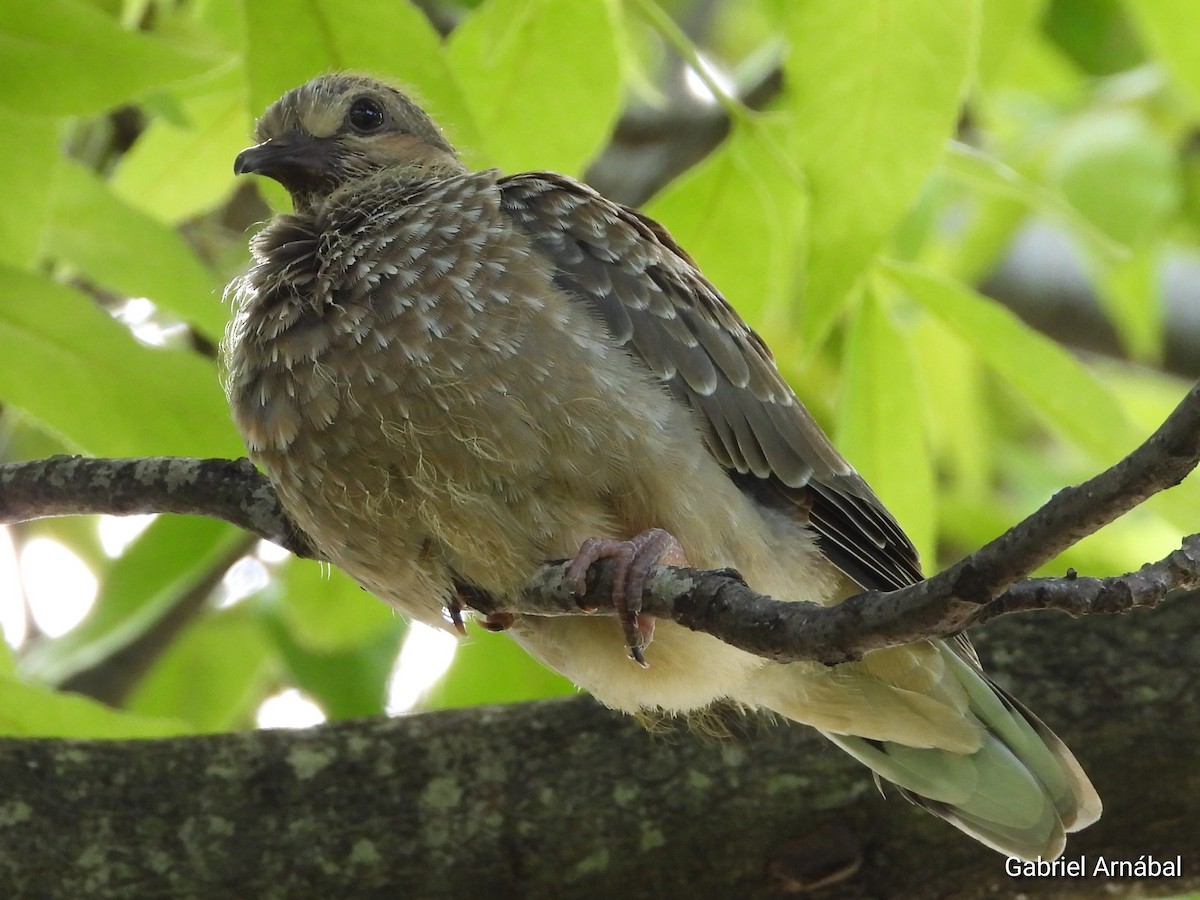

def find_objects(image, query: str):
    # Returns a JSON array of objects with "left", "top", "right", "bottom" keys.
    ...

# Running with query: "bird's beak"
[{"left": 233, "top": 134, "right": 328, "bottom": 180}]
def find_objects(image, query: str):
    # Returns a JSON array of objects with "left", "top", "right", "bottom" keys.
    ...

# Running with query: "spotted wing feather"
[{"left": 500, "top": 173, "right": 922, "bottom": 591}]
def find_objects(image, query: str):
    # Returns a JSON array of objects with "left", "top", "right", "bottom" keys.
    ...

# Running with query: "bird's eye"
[{"left": 347, "top": 96, "right": 386, "bottom": 133}]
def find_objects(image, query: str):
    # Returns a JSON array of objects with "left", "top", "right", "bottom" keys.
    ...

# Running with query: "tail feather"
[
  {"left": 937, "top": 644, "right": 1101, "bottom": 833},
  {"left": 826, "top": 729, "right": 1072, "bottom": 860},
  {"left": 749, "top": 640, "right": 1100, "bottom": 860}
]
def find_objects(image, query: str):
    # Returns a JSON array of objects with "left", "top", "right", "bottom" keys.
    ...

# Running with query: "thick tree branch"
[{"left": 2, "top": 599, "right": 1197, "bottom": 899}]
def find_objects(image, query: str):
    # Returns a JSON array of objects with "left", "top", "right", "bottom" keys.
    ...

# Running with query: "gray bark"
[{"left": 1, "top": 594, "right": 1196, "bottom": 900}]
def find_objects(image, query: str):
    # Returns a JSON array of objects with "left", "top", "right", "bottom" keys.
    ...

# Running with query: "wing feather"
[{"left": 500, "top": 173, "right": 922, "bottom": 591}]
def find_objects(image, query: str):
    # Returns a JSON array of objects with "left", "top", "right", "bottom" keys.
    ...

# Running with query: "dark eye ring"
[{"left": 347, "top": 96, "right": 386, "bottom": 133}]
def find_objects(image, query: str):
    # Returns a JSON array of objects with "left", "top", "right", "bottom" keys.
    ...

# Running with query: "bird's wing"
[{"left": 500, "top": 172, "right": 922, "bottom": 591}]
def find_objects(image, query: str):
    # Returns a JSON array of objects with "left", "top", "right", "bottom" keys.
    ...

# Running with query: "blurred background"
[{"left": 1, "top": 0, "right": 1197, "bottom": 737}]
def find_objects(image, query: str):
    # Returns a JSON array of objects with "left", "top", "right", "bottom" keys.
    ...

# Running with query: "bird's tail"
[
  {"left": 828, "top": 645, "right": 1101, "bottom": 860},
  {"left": 749, "top": 641, "right": 1101, "bottom": 860}
]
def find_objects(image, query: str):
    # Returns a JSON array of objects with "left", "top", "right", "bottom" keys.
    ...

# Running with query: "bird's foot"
[
  {"left": 479, "top": 611, "right": 515, "bottom": 632},
  {"left": 445, "top": 596, "right": 468, "bottom": 635},
  {"left": 448, "top": 582, "right": 511, "bottom": 633},
  {"left": 566, "top": 528, "right": 688, "bottom": 667}
]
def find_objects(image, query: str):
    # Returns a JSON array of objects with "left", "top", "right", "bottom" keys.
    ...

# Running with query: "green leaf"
[
  {"left": 422, "top": 627, "right": 575, "bottom": 710},
  {"left": 0, "top": 266, "right": 243, "bottom": 458},
  {"left": 1043, "top": 0, "right": 1141, "bottom": 77},
  {"left": 1126, "top": 0, "right": 1200, "bottom": 107},
  {"left": 19, "top": 517, "right": 247, "bottom": 687},
  {"left": 890, "top": 263, "right": 1200, "bottom": 552},
  {"left": 0, "top": 676, "right": 189, "bottom": 738},
  {"left": 187, "top": 0, "right": 248, "bottom": 53},
  {"left": 768, "top": 0, "right": 980, "bottom": 342},
  {"left": 0, "top": 0, "right": 222, "bottom": 115},
  {"left": 110, "top": 70, "right": 250, "bottom": 223},
  {"left": 276, "top": 559, "right": 402, "bottom": 653},
  {"left": 645, "top": 118, "right": 807, "bottom": 331},
  {"left": 981, "top": 29, "right": 1085, "bottom": 101},
  {"left": 941, "top": 491, "right": 1175, "bottom": 580},
  {"left": 977, "top": 0, "right": 1047, "bottom": 88},
  {"left": 448, "top": 0, "right": 622, "bottom": 174},
  {"left": 883, "top": 260, "right": 1144, "bottom": 461},
  {"left": 47, "top": 161, "right": 228, "bottom": 340},
  {"left": 943, "top": 142, "right": 1128, "bottom": 264},
  {"left": 0, "top": 636, "right": 14, "bottom": 678},
  {"left": 242, "top": 0, "right": 480, "bottom": 157},
  {"left": 125, "top": 607, "right": 277, "bottom": 732},
  {"left": 912, "top": 316, "right": 993, "bottom": 499},
  {"left": 1098, "top": 358, "right": 1195, "bottom": 438},
  {"left": 1045, "top": 110, "right": 1180, "bottom": 248},
  {"left": 0, "top": 110, "right": 59, "bottom": 269},
  {"left": 268, "top": 610, "right": 404, "bottom": 720},
  {"left": 1096, "top": 245, "right": 1162, "bottom": 363},
  {"left": 837, "top": 290, "right": 935, "bottom": 568}
]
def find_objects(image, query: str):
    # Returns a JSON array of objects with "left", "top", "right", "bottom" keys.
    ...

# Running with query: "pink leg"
[{"left": 566, "top": 527, "right": 688, "bottom": 667}]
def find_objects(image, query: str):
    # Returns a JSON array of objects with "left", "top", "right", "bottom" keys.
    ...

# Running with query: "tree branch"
[
  {"left": 978, "top": 537, "right": 1200, "bottom": 623},
  {"left": 502, "top": 534, "right": 1200, "bottom": 666},
  {"left": 3, "top": 381, "right": 1199, "bottom": 668},
  {"left": 0, "top": 455, "right": 317, "bottom": 559},
  {"left": 3, "top": 598, "right": 1197, "bottom": 899}
]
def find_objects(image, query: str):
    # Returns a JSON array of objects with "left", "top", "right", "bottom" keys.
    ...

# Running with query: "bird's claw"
[
  {"left": 448, "top": 582, "right": 510, "bottom": 634},
  {"left": 479, "top": 611, "right": 515, "bottom": 632},
  {"left": 566, "top": 528, "right": 688, "bottom": 667}
]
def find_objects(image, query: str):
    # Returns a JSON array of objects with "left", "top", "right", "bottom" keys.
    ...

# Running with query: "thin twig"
[{"left": 503, "top": 534, "right": 1200, "bottom": 666}]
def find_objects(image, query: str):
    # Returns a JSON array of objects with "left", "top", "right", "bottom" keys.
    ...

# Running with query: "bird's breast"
[{"left": 223, "top": 176, "right": 706, "bottom": 603}]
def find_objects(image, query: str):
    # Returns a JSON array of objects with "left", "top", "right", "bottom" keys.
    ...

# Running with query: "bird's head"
[{"left": 234, "top": 74, "right": 464, "bottom": 213}]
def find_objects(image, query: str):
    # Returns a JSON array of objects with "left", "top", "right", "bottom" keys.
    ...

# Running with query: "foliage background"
[{"left": 1, "top": 0, "right": 1197, "bottom": 738}]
